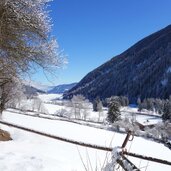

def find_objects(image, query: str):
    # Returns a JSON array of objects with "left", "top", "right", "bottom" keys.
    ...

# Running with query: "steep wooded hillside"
[{"left": 64, "top": 25, "right": 171, "bottom": 102}]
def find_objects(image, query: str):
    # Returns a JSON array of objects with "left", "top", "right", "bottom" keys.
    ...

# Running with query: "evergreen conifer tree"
[
  {"left": 107, "top": 100, "right": 121, "bottom": 123},
  {"left": 162, "top": 100, "right": 171, "bottom": 122},
  {"left": 93, "top": 97, "right": 102, "bottom": 111},
  {"left": 137, "top": 97, "right": 142, "bottom": 111}
]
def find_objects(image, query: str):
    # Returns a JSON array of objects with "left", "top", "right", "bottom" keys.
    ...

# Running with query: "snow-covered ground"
[
  {"left": 0, "top": 123, "right": 108, "bottom": 171},
  {"left": 121, "top": 107, "right": 162, "bottom": 126},
  {"left": 38, "top": 93, "right": 63, "bottom": 102},
  {"left": 1, "top": 109, "right": 171, "bottom": 171},
  {"left": 38, "top": 93, "right": 107, "bottom": 122},
  {"left": 0, "top": 94, "right": 170, "bottom": 171}
]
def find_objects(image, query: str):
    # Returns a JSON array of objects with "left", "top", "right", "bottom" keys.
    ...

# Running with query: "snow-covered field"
[
  {"left": 121, "top": 107, "right": 162, "bottom": 126},
  {"left": 38, "top": 94, "right": 161, "bottom": 125},
  {"left": 0, "top": 94, "right": 171, "bottom": 171},
  {"left": 38, "top": 93, "right": 63, "bottom": 102}
]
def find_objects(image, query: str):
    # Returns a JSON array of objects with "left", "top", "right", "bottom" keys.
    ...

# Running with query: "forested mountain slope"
[
  {"left": 48, "top": 83, "right": 77, "bottom": 94},
  {"left": 64, "top": 25, "right": 171, "bottom": 102}
]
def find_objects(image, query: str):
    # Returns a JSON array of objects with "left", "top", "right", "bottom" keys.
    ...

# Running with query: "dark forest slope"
[{"left": 64, "top": 25, "right": 171, "bottom": 102}]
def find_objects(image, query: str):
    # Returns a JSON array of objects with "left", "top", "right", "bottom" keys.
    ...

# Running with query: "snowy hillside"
[{"left": 65, "top": 25, "right": 171, "bottom": 102}]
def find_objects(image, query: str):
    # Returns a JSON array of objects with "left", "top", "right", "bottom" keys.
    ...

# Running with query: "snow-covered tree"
[
  {"left": 31, "top": 97, "right": 47, "bottom": 113},
  {"left": 93, "top": 97, "right": 103, "bottom": 121},
  {"left": 82, "top": 101, "right": 91, "bottom": 120},
  {"left": 107, "top": 99, "right": 121, "bottom": 123},
  {"left": 0, "top": 76, "right": 24, "bottom": 114},
  {"left": 137, "top": 97, "right": 142, "bottom": 111},
  {"left": 93, "top": 97, "right": 102, "bottom": 111},
  {"left": 71, "top": 95, "right": 84, "bottom": 118},
  {"left": 106, "top": 96, "right": 129, "bottom": 107},
  {"left": 93, "top": 97, "right": 98, "bottom": 112},
  {"left": 154, "top": 98, "right": 164, "bottom": 114},
  {"left": 55, "top": 109, "right": 69, "bottom": 118},
  {"left": 71, "top": 95, "right": 91, "bottom": 119},
  {"left": 32, "top": 97, "right": 42, "bottom": 112},
  {"left": 162, "top": 100, "right": 171, "bottom": 122},
  {"left": 119, "top": 96, "right": 129, "bottom": 106},
  {"left": 138, "top": 98, "right": 155, "bottom": 112},
  {"left": 146, "top": 98, "right": 154, "bottom": 111},
  {"left": 0, "top": 0, "right": 64, "bottom": 75},
  {"left": 97, "top": 100, "right": 103, "bottom": 121},
  {"left": 0, "top": 0, "right": 65, "bottom": 114}
]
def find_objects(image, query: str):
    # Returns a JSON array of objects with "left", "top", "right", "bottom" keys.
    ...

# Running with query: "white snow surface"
[
  {"left": 0, "top": 109, "right": 171, "bottom": 171},
  {"left": 120, "top": 107, "right": 162, "bottom": 127},
  {"left": 0, "top": 94, "right": 170, "bottom": 171},
  {"left": 38, "top": 93, "right": 63, "bottom": 102}
]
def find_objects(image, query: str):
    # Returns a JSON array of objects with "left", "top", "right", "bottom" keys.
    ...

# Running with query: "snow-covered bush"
[
  {"left": 31, "top": 97, "right": 48, "bottom": 114},
  {"left": 113, "top": 117, "right": 140, "bottom": 134},
  {"left": 144, "top": 121, "right": 170, "bottom": 141},
  {"left": 55, "top": 109, "right": 70, "bottom": 118},
  {"left": 70, "top": 95, "right": 91, "bottom": 119}
]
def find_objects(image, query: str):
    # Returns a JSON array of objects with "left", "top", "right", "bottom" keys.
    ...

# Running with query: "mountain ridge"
[
  {"left": 48, "top": 83, "right": 77, "bottom": 94},
  {"left": 23, "top": 82, "right": 77, "bottom": 95},
  {"left": 64, "top": 25, "right": 171, "bottom": 102}
]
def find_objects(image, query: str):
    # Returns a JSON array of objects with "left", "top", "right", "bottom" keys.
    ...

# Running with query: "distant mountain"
[
  {"left": 23, "top": 80, "right": 54, "bottom": 92},
  {"left": 23, "top": 81, "right": 77, "bottom": 95},
  {"left": 64, "top": 25, "right": 171, "bottom": 103},
  {"left": 48, "top": 83, "right": 77, "bottom": 94},
  {"left": 23, "top": 85, "right": 45, "bottom": 97}
]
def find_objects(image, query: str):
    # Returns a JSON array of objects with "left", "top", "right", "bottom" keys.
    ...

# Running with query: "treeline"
[
  {"left": 93, "top": 96, "right": 129, "bottom": 123},
  {"left": 137, "top": 97, "right": 171, "bottom": 121},
  {"left": 93, "top": 95, "right": 129, "bottom": 110},
  {"left": 105, "top": 96, "right": 129, "bottom": 107}
]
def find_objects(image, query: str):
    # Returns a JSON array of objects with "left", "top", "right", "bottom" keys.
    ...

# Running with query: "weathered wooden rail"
[{"left": 123, "top": 151, "right": 171, "bottom": 166}]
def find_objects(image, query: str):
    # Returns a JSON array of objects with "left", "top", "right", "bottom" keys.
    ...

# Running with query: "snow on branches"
[
  {"left": 0, "top": 0, "right": 65, "bottom": 73},
  {"left": 103, "top": 147, "right": 138, "bottom": 171}
]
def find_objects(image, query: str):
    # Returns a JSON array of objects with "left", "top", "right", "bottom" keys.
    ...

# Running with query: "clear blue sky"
[{"left": 31, "top": 0, "right": 171, "bottom": 85}]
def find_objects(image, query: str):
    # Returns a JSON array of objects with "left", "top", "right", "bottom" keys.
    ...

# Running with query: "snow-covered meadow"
[
  {"left": 0, "top": 93, "right": 171, "bottom": 171},
  {"left": 38, "top": 94, "right": 162, "bottom": 125}
]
